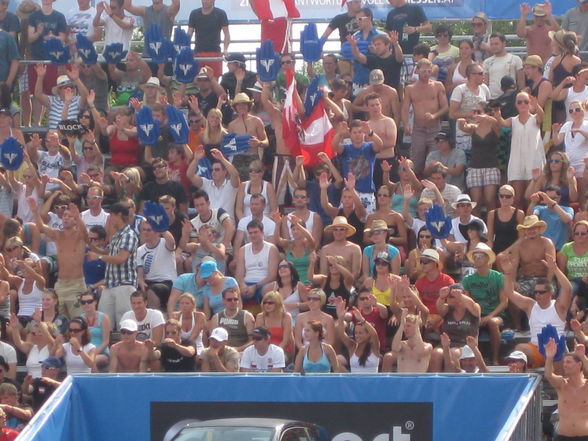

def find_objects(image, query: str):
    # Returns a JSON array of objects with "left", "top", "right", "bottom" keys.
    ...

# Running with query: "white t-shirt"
[
  {"left": 560, "top": 120, "right": 588, "bottom": 174},
  {"left": 483, "top": 53, "right": 523, "bottom": 98},
  {"left": 103, "top": 14, "right": 135, "bottom": 52},
  {"left": 239, "top": 343, "right": 285, "bottom": 371},
  {"left": 45, "top": 212, "right": 64, "bottom": 256},
  {"left": 237, "top": 215, "right": 276, "bottom": 243},
  {"left": 201, "top": 178, "right": 238, "bottom": 220},
  {"left": 0, "top": 341, "right": 17, "bottom": 365},
  {"left": 38, "top": 151, "right": 67, "bottom": 190},
  {"left": 136, "top": 238, "right": 177, "bottom": 282},
  {"left": 66, "top": 7, "right": 96, "bottom": 39},
  {"left": 121, "top": 308, "right": 165, "bottom": 342},
  {"left": 81, "top": 209, "right": 109, "bottom": 231},
  {"left": 63, "top": 342, "right": 96, "bottom": 375}
]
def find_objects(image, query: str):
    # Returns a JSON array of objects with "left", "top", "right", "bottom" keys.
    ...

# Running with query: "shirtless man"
[
  {"left": 401, "top": 58, "right": 449, "bottom": 176},
  {"left": 320, "top": 216, "right": 362, "bottom": 279},
  {"left": 261, "top": 82, "right": 295, "bottom": 205},
  {"left": 33, "top": 200, "right": 88, "bottom": 318},
  {"left": 109, "top": 319, "right": 148, "bottom": 373},
  {"left": 227, "top": 92, "right": 269, "bottom": 180},
  {"left": 545, "top": 338, "right": 588, "bottom": 441},
  {"left": 363, "top": 93, "right": 398, "bottom": 189},
  {"left": 352, "top": 76, "right": 401, "bottom": 123},
  {"left": 383, "top": 308, "right": 432, "bottom": 372},
  {"left": 509, "top": 215, "right": 556, "bottom": 329}
]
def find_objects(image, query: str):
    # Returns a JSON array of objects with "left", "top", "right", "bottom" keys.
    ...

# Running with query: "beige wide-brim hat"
[
  {"left": 466, "top": 242, "right": 496, "bottom": 266},
  {"left": 324, "top": 216, "right": 356, "bottom": 238},
  {"left": 232, "top": 92, "right": 254, "bottom": 106},
  {"left": 364, "top": 219, "right": 388, "bottom": 234},
  {"left": 516, "top": 215, "right": 547, "bottom": 234},
  {"left": 451, "top": 194, "right": 477, "bottom": 210},
  {"left": 139, "top": 76, "right": 164, "bottom": 92},
  {"left": 51, "top": 75, "right": 75, "bottom": 96}
]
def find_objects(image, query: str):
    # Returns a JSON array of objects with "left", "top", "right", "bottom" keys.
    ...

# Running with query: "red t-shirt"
[
  {"left": 415, "top": 272, "right": 455, "bottom": 315},
  {"left": 0, "top": 428, "right": 19, "bottom": 441},
  {"left": 352, "top": 306, "right": 387, "bottom": 350}
]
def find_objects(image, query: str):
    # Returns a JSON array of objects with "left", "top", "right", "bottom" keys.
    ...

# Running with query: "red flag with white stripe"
[
  {"left": 281, "top": 68, "right": 301, "bottom": 157},
  {"left": 254, "top": 0, "right": 300, "bottom": 20},
  {"left": 299, "top": 98, "right": 335, "bottom": 166}
]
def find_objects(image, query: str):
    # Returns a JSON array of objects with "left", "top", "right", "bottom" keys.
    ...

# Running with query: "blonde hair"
[
  {"left": 123, "top": 167, "right": 143, "bottom": 190},
  {"left": 178, "top": 293, "right": 196, "bottom": 306},
  {"left": 308, "top": 288, "right": 327, "bottom": 306},
  {"left": 499, "top": 184, "right": 515, "bottom": 196},
  {"left": 261, "top": 291, "right": 285, "bottom": 316},
  {"left": 201, "top": 108, "right": 227, "bottom": 145}
]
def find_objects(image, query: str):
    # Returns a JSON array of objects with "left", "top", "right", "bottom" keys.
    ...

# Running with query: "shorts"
[
  {"left": 527, "top": 342, "right": 546, "bottom": 368},
  {"left": 28, "top": 64, "right": 58, "bottom": 95},
  {"left": 195, "top": 52, "right": 222, "bottom": 78},
  {"left": 41, "top": 255, "right": 58, "bottom": 274},
  {"left": 261, "top": 17, "right": 289, "bottom": 53},
  {"left": 55, "top": 277, "right": 87, "bottom": 302},
  {"left": 466, "top": 167, "right": 501, "bottom": 188},
  {"left": 272, "top": 154, "right": 295, "bottom": 206}
]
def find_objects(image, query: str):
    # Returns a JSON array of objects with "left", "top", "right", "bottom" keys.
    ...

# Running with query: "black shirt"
[
  {"left": 0, "top": 13, "right": 21, "bottom": 36},
  {"left": 159, "top": 344, "right": 195, "bottom": 372},
  {"left": 188, "top": 7, "right": 229, "bottom": 53},
  {"left": 169, "top": 212, "right": 188, "bottom": 245},
  {"left": 140, "top": 180, "right": 187, "bottom": 206},
  {"left": 220, "top": 71, "right": 258, "bottom": 99},
  {"left": 328, "top": 13, "right": 359, "bottom": 43},
  {"left": 197, "top": 91, "right": 219, "bottom": 117},
  {"left": 385, "top": 4, "right": 427, "bottom": 55},
  {"left": 364, "top": 52, "right": 403, "bottom": 89}
]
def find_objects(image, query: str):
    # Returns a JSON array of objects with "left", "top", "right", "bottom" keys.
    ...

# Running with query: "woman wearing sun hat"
[
  {"left": 548, "top": 29, "right": 581, "bottom": 123},
  {"left": 362, "top": 219, "right": 401, "bottom": 278}
]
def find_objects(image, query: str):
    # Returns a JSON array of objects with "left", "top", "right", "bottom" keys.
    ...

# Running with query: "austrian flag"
[{"left": 253, "top": 0, "right": 300, "bottom": 20}]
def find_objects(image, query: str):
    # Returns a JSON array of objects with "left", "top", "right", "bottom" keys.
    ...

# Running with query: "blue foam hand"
[
  {"left": 537, "top": 324, "right": 567, "bottom": 361},
  {"left": 425, "top": 204, "right": 452, "bottom": 239},
  {"left": 146, "top": 24, "right": 166, "bottom": 64},
  {"left": 173, "top": 27, "right": 191, "bottom": 53},
  {"left": 300, "top": 23, "right": 322, "bottom": 62},
  {"left": 136, "top": 106, "right": 160, "bottom": 145},
  {"left": 196, "top": 156, "right": 212, "bottom": 179},
  {"left": 43, "top": 38, "right": 70, "bottom": 65},
  {"left": 143, "top": 201, "right": 170, "bottom": 232},
  {"left": 256, "top": 40, "right": 280, "bottom": 83},
  {"left": 174, "top": 47, "right": 198, "bottom": 84},
  {"left": 163, "top": 38, "right": 176, "bottom": 62},
  {"left": 76, "top": 34, "right": 98, "bottom": 64},
  {"left": 304, "top": 76, "right": 323, "bottom": 117},
  {"left": 221, "top": 133, "right": 251, "bottom": 157},
  {"left": 165, "top": 105, "right": 189, "bottom": 144},
  {"left": 103, "top": 42, "right": 127, "bottom": 64},
  {"left": 0, "top": 137, "right": 24, "bottom": 171}
]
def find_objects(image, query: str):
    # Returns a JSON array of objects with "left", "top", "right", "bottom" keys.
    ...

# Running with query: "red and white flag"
[
  {"left": 254, "top": 0, "right": 300, "bottom": 20},
  {"left": 282, "top": 68, "right": 301, "bottom": 157},
  {"left": 299, "top": 96, "right": 335, "bottom": 166}
]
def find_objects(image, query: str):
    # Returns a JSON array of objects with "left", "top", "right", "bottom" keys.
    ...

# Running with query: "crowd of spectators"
[{"left": 0, "top": 0, "right": 588, "bottom": 436}]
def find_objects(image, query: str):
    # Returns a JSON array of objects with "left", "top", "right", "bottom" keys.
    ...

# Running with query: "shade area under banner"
[
  {"left": 8, "top": 0, "right": 579, "bottom": 24},
  {"left": 18, "top": 374, "right": 540, "bottom": 441}
]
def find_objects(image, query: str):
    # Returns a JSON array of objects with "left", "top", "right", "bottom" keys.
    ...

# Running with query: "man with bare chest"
[
  {"left": 401, "top": 58, "right": 448, "bottom": 176},
  {"left": 109, "top": 319, "right": 148, "bottom": 372},
  {"left": 353, "top": 76, "right": 401, "bottom": 125},
  {"left": 227, "top": 93, "right": 269, "bottom": 180},
  {"left": 365, "top": 93, "right": 398, "bottom": 189},
  {"left": 545, "top": 338, "right": 588, "bottom": 441},
  {"left": 384, "top": 308, "right": 432, "bottom": 372},
  {"left": 320, "top": 217, "right": 362, "bottom": 279},
  {"left": 33, "top": 200, "right": 88, "bottom": 318}
]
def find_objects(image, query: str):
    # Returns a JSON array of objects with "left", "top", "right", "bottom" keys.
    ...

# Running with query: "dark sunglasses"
[
  {"left": 499, "top": 194, "right": 513, "bottom": 198},
  {"left": 120, "top": 329, "right": 135, "bottom": 335},
  {"left": 69, "top": 328, "right": 83, "bottom": 333},
  {"left": 80, "top": 299, "right": 94, "bottom": 305},
  {"left": 569, "top": 107, "right": 583, "bottom": 114},
  {"left": 516, "top": 100, "right": 529, "bottom": 105}
]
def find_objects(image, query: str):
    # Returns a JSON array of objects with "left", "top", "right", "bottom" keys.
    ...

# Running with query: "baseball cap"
[
  {"left": 250, "top": 326, "right": 271, "bottom": 338},
  {"left": 225, "top": 53, "right": 246, "bottom": 64},
  {"left": 200, "top": 261, "right": 217, "bottom": 279},
  {"left": 500, "top": 75, "right": 516, "bottom": 90},
  {"left": 460, "top": 345, "right": 475, "bottom": 360},
  {"left": 41, "top": 357, "right": 63, "bottom": 369},
  {"left": 210, "top": 327, "right": 229, "bottom": 342},
  {"left": 119, "top": 319, "right": 138, "bottom": 332},
  {"left": 506, "top": 350, "right": 528, "bottom": 364},
  {"left": 434, "top": 131, "right": 450, "bottom": 141},
  {"left": 369, "top": 69, "right": 384, "bottom": 85}
]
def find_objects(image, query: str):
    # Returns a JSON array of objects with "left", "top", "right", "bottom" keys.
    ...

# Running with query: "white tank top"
[
  {"left": 565, "top": 86, "right": 588, "bottom": 122},
  {"left": 529, "top": 300, "right": 565, "bottom": 345},
  {"left": 243, "top": 180, "right": 270, "bottom": 217},
  {"left": 27, "top": 344, "right": 49, "bottom": 378},
  {"left": 452, "top": 61, "right": 467, "bottom": 85},
  {"left": 244, "top": 241, "right": 271, "bottom": 284},
  {"left": 349, "top": 352, "right": 380, "bottom": 373},
  {"left": 18, "top": 280, "right": 43, "bottom": 317},
  {"left": 179, "top": 313, "right": 204, "bottom": 355},
  {"left": 286, "top": 211, "right": 316, "bottom": 240}
]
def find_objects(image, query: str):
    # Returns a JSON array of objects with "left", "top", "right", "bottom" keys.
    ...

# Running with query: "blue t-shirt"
[
  {"left": 172, "top": 273, "right": 204, "bottom": 310},
  {"left": 84, "top": 255, "right": 106, "bottom": 286},
  {"left": 200, "top": 276, "right": 238, "bottom": 315},
  {"left": 28, "top": 10, "right": 68, "bottom": 59},
  {"left": 342, "top": 141, "right": 377, "bottom": 194},
  {"left": 534, "top": 204, "right": 574, "bottom": 250},
  {"left": 363, "top": 244, "right": 400, "bottom": 276},
  {"left": 352, "top": 27, "right": 385, "bottom": 86}
]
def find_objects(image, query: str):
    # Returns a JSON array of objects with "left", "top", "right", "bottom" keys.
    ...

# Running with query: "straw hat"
[
  {"left": 232, "top": 92, "right": 254, "bottom": 106},
  {"left": 139, "top": 77, "right": 164, "bottom": 92},
  {"left": 51, "top": 75, "right": 75, "bottom": 96},
  {"left": 324, "top": 216, "right": 356, "bottom": 238},
  {"left": 533, "top": 4, "right": 546, "bottom": 16},
  {"left": 451, "top": 194, "right": 477, "bottom": 209},
  {"left": 364, "top": 219, "right": 388, "bottom": 234},
  {"left": 516, "top": 215, "right": 547, "bottom": 234},
  {"left": 466, "top": 242, "right": 496, "bottom": 266}
]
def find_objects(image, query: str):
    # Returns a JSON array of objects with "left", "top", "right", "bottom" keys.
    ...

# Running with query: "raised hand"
[
  {"left": 165, "top": 105, "right": 189, "bottom": 144},
  {"left": 256, "top": 40, "right": 280, "bottom": 82},
  {"left": 76, "top": 34, "right": 98, "bottom": 64},
  {"left": 300, "top": 22, "right": 322, "bottom": 62}
]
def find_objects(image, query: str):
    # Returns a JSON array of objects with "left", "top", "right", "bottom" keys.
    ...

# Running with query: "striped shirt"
[
  {"left": 105, "top": 225, "right": 138, "bottom": 288},
  {"left": 48, "top": 95, "right": 82, "bottom": 129}
]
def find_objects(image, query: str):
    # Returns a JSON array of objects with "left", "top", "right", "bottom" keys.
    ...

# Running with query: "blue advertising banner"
[
  {"left": 17, "top": 374, "right": 539, "bottom": 441},
  {"left": 9, "top": 0, "right": 579, "bottom": 24}
]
